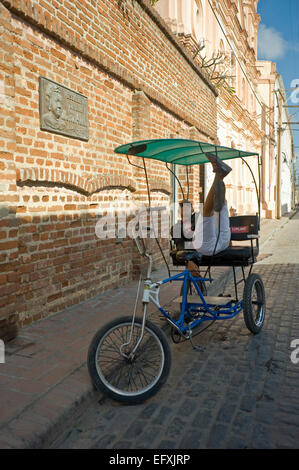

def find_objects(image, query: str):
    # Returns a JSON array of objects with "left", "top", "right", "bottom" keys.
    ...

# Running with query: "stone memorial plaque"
[{"left": 39, "top": 77, "right": 89, "bottom": 141}]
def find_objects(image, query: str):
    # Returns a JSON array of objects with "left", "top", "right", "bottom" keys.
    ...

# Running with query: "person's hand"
[{"left": 182, "top": 220, "right": 193, "bottom": 239}]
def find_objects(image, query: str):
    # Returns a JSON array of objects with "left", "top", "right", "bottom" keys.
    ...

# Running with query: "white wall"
[{"left": 275, "top": 75, "right": 294, "bottom": 214}]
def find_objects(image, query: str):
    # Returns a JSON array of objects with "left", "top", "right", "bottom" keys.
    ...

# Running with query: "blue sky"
[{"left": 257, "top": 0, "right": 299, "bottom": 156}]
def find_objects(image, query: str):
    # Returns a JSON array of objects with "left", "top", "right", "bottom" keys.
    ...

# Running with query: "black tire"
[
  {"left": 243, "top": 273, "right": 266, "bottom": 334},
  {"left": 87, "top": 316, "right": 171, "bottom": 404}
]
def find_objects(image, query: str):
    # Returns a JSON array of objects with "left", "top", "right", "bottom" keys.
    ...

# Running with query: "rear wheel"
[
  {"left": 243, "top": 273, "right": 266, "bottom": 334},
  {"left": 87, "top": 316, "right": 171, "bottom": 404}
]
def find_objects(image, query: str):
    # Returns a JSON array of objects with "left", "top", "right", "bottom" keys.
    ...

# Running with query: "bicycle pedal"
[
  {"left": 187, "top": 326, "right": 205, "bottom": 352},
  {"left": 191, "top": 343, "right": 205, "bottom": 352}
]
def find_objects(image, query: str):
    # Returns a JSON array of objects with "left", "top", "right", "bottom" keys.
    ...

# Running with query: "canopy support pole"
[
  {"left": 166, "top": 163, "right": 185, "bottom": 200},
  {"left": 126, "top": 154, "right": 144, "bottom": 170},
  {"left": 142, "top": 158, "right": 171, "bottom": 278},
  {"left": 186, "top": 165, "right": 190, "bottom": 200}
]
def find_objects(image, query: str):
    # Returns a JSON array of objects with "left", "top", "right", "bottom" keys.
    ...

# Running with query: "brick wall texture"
[{"left": 0, "top": 0, "right": 217, "bottom": 339}]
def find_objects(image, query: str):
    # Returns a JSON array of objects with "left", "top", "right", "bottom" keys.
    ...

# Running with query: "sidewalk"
[{"left": 0, "top": 213, "right": 295, "bottom": 449}]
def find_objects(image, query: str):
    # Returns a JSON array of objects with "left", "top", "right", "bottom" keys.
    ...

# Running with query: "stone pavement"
[
  {"left": 50, "top": 263, "right": 299, "bottom": 450},
  {"left": 0, "top": 212, "right": 297, "bottom": 449}
]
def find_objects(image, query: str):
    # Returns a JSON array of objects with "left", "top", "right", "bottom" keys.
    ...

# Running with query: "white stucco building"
[
  {"left": 155, "top": 0, "right": 295, "bottom": 219},
  {"left": 155, "top": 0, "right": 263, "bottom": 217},
  {"left": 274, "top": 74, "right": 294, "bottom": 215}
]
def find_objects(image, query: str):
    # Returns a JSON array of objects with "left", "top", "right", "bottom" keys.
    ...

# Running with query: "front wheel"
[
  {"left": 243, "top": 273, "right": 266, "bottom": 334},
  {"left": 87, "top": 316, "right": 171, "bottom": 404}
]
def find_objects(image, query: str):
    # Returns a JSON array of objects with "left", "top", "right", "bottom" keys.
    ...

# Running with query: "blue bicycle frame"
[
  {"left": 132, "top": 207, "right": 243, "bottom": 340},
  {"left": 143, "top": 269, "right": 244, "bottom": 337}
]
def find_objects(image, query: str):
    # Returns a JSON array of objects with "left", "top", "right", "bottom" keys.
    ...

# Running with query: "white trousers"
[{"left": 193, "top": 202, "right": 231, "bottom": 256}]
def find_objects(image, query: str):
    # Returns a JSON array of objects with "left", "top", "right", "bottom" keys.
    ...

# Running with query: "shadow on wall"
[
  {"left": 0, "top": 203, "right": 170, "bottom": 342},
  {"left": 0, "top": 205, "right": 19, "bottom": 342}
]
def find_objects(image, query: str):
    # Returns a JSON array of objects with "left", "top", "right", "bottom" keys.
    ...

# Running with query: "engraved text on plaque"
[{"left": 39, "top": 77, "right": 89, "bottom": 141}]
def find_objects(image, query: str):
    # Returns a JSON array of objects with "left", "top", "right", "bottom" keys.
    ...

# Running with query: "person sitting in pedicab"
[{"left": 173, "top": 154, "right": 232, "bottom": 277}]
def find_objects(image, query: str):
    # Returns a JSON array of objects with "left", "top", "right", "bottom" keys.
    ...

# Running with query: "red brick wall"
[
  {"left": 0, "top": 3, "right": 19, "bottom": 340},
  {"left": 0, "top": 0, "right": 217, "bottom": 339}
]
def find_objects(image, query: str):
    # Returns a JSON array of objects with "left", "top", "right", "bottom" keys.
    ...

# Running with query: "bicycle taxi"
[{"left": 87, "top": 139, "right": 266, "bottom": 403}]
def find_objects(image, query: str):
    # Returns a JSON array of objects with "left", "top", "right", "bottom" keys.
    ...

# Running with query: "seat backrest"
[{"left": 229, "top": 215, "right": 259, "bottom": 241}]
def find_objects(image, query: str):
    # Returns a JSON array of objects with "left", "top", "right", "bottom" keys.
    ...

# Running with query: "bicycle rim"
[
  {"left": 251, "top": 278, "right": 265, "bottom": 327},
  {"left": 94, "top": 321, "right": 166, "bottom": 399}
]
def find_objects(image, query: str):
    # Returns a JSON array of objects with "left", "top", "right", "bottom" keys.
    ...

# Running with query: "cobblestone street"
[
  {"left": 48, "top": 212, "right": 299, "bottom": 449},
  {"left": 1, "top": 0, "right": 299, "bottom": 455}
]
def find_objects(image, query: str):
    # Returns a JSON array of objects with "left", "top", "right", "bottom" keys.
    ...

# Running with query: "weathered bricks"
[{"left": 0, "top": 0, "right": 217, "bottom": 338}]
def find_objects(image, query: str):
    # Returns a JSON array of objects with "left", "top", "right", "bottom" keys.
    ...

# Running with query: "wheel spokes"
[{"left": 96, "top": 323, "right": 164, "bottom": 395}]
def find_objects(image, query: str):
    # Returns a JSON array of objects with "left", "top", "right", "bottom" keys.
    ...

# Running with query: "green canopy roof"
[{"left": 114, "top": 139, "right": 259, "bottom": 166}]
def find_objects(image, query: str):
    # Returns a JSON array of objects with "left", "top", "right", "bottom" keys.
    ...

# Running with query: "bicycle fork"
[{"left": 120, "top": 276, "right": 148, "bottom": 360}]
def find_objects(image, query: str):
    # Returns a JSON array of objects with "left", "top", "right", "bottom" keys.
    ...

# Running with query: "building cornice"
[
  {"left": 219, "top": 0, "right": 258, "bottom": 65},
  {"left": 135, "top": 0, "right": 218, "bottom": 97},
  {"left": 218, "top": 90, "right": 264, "bottom": 138}
]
